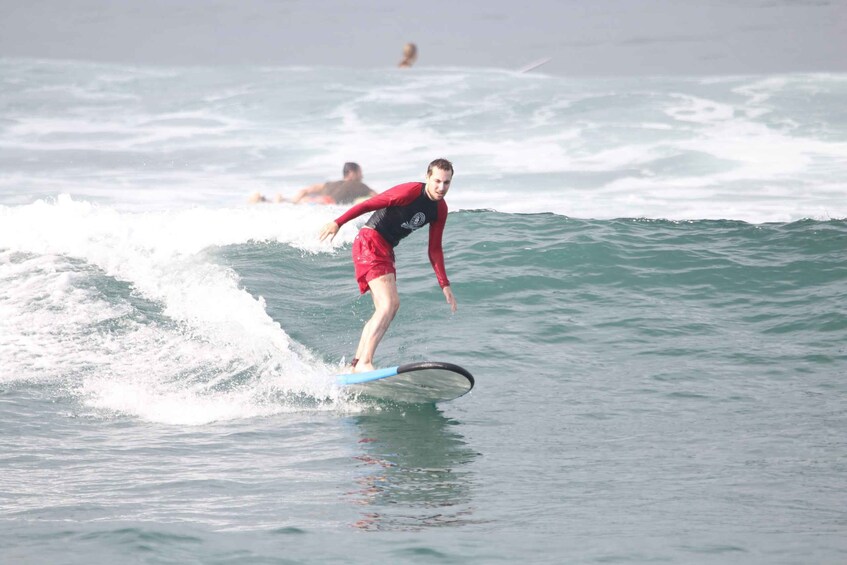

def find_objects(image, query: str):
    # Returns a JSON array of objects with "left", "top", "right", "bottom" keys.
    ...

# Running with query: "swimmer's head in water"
[
  {"left": 343, "top": 162, "right": 363, "bottom": 181},
  {"left": 399, "top": 42, "right": 418, "bottom": 67}
]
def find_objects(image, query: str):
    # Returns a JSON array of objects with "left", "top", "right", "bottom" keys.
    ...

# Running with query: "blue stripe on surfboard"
[{"left": 336, "top": 366, "right": 400, "bottom": 386}]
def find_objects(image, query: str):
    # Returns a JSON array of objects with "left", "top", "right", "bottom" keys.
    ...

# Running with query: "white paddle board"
[{"left": 336, "top": 361, "right": 474, "bottom": 404}]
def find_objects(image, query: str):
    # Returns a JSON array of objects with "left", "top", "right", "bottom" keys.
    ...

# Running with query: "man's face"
[{"left": 425, "top": 167, "right": 452, "bottom": 201}]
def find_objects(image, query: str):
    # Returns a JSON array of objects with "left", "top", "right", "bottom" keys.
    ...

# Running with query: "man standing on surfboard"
[{"left": 319, "top": 158, "right": 457, "bottom": 373}]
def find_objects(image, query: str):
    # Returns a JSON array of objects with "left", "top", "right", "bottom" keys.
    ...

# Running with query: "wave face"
[
  {"left": 2, "top": 197, "right": 844, "bottom": 425},
  {"left": 1, "top": 59, "right": 846, "bottom": 222},
  {"left": 0, "top": 196, "right": 356, "bottom": 424}
]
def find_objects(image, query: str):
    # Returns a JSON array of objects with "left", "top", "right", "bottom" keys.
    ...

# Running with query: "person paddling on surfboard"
[{"left": 319, "top": 158, "right": 457, "bottom": 373}]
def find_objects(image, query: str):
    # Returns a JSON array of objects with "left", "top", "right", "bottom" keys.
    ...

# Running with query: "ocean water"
[{"left": 1, "top": 58, "right": 846, "bottom": 563}]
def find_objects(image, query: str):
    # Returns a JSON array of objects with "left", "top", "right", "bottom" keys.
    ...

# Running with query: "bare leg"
[{"left": 353, "top": 273, "right": 399, "bottom": 372}]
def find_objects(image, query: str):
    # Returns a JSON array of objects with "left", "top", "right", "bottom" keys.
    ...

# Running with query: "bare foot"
[{"left": 353, "top": 361, "right": 375, "bottom": 373}]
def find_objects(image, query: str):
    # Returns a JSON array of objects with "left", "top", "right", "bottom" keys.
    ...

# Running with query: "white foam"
[
  {"left": 0, "top": 110, "right": 246, "bottom": 152},
  {"left": 0, "top": 197, "right": 362, "bottom": 424},
  {"left": 0, "top": 251, "right": 129, "bottom": 381},
  {"left": 2, "top": 60, "right": 845, "bottom": 221},
  {"left": 665, "top": 94, "right": 736, "bottom": 124}
]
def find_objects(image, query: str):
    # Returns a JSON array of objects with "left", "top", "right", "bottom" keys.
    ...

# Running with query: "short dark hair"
[
  {"left": 427, "top": 158, "right": 454, "bottom": 176},
  {"left": 342, "top": 162, "right": 361, "bottom": 176}
]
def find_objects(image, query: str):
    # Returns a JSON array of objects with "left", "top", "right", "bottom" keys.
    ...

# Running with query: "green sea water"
[
  {"left": 229, "top": 212, "right": 847, "bottom": 381},
  {"left": 167, "top": 211, "right": 846, "bottom": 560},
  {"left": 3, "top": 210, "right": 846, "bottom": 564}
]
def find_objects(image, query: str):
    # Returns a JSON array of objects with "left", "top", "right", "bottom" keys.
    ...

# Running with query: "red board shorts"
[{"left": 352, "top": 227, "right": 396, "bottom": 294}]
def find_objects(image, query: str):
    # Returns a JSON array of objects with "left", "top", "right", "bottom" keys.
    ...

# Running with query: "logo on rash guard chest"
[{"left": 401, "top": 212, "right": 426, "bottom": 231}]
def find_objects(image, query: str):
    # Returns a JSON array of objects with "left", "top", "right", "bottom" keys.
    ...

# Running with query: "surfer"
[
  {"left": 249, "top": 162, "right": 375, "bottom": 205},
  {"left": 290, "top": 162, "right": 375, "bottom": 204},
  {"left": 319, "top": 158, "right": 457, "bottom": 373}
]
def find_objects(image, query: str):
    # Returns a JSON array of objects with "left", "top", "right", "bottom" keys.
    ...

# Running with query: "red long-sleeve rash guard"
[{"left": 334, "top": 182, "right": 450, "bottom": 288}]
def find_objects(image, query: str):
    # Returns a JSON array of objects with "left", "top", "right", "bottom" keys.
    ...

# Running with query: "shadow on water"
[{"left": 346, "top": 404, "right": 479, "bottom": 531}]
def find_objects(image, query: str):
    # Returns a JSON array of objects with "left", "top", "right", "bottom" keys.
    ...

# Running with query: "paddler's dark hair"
[
  {"left": 427, "top": 158, "right": 454, "bottom": 176},
  {"left": 342, "top": 162, "right": 361, "bottom": 177}
]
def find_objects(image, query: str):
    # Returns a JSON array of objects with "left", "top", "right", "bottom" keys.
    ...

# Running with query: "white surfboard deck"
[{"left": 336, "top": 361, "right": 474, "bottom": 404}]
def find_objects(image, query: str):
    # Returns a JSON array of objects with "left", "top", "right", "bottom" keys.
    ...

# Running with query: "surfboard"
[
  {"left": 517, "top": 56, "right": 552, "bottom": 73},
  {"left": 336, "top": 361, "right": 474, "bottom": 404}
]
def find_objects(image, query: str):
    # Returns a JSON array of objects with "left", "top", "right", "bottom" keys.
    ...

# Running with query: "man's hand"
[
  {"left": 443, "top": 285, "right": 457, "bottom": 313},
  {"left": 319, "top": 221, "right": 340, "bottom": 243}
]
